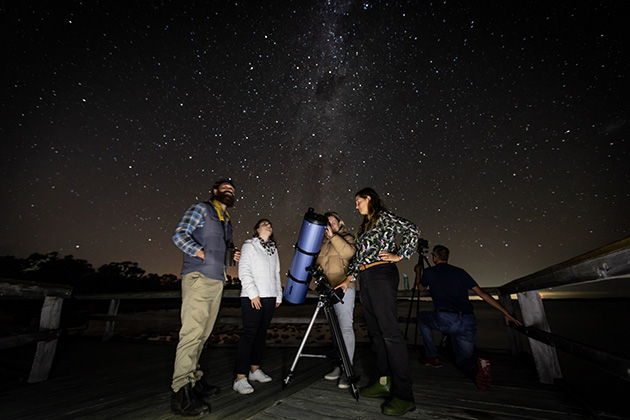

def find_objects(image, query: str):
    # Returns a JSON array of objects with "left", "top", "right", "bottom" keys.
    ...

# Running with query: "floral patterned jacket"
[{"left": 347, "top": 210, "right": 420, "bottom": 277}]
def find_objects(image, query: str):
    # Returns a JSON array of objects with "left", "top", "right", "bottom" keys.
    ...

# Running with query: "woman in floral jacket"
[{"left": 336, "top": 188, "right": 419, "bottom": 416}]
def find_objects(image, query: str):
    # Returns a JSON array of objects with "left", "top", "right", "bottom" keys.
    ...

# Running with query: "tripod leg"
[
  {"left": 283, "top": 302, "right": 322, "bottom": 388},
  {"left": 411, "top": 282, "right": 420, "bottom": 348},
  {"left": 415, "top": 254, "right": 432, "bottom": 348},
  {"left": 404, "top": 283, "right": 417, "bottom": 340},
  {"left": 324, "top": 303, "right": 359, "bottom": 400}
]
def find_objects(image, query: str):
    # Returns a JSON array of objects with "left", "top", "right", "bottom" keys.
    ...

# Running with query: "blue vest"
[{"left": 181, "top": 202, "right": 233, "bottom": 281}]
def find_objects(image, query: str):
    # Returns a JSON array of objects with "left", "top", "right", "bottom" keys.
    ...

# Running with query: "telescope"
[
  {"left": 283, "top": 208, "right": 328, "bottom": 304},
  {"left": 307, "top": 265, "right": 344, "bottom": 305}
]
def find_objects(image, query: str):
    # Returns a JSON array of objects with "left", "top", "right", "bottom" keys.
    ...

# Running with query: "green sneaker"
[
  {"left": 359, "top": 376, "right": 391, "bottom": 398},
  {"left": 382, "top": 397, "right": 416, "bottom": 416}
]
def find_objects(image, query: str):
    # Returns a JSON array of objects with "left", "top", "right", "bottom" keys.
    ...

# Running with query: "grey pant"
[{"left": 334, "top": 286, "right": 356, "bottom": 364}]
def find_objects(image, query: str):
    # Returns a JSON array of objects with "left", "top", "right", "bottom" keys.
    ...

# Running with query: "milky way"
[{"left": 2, "top": 1, "right": 628, "bottom": 286}]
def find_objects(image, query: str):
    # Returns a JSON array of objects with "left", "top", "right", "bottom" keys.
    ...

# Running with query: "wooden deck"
[{"left": 0, "top": 336, "right": 592, "bottom": 420}]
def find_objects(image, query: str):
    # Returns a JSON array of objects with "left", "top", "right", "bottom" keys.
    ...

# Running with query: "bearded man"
[{"left": 170, "top": 179, "right": 241, "bottom": 416}]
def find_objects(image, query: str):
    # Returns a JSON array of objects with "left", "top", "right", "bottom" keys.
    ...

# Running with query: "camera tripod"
[{"left": 282, "top": 269, "right": 359, "bottom": 400}]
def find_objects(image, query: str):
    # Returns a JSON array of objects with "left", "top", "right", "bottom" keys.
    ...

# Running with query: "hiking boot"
[
  {"left": 382, "top": 397, "right": 416, "bottom": 416},
  {"left": 233, "top": 377, "right": 254, "bottom": 394},
  {"left": 476, "top": 358, "right": 492, "bottom": 390},
  {"left": 324, "top": 366, "right": 341, "bottom": 381},
  {"left": 420, "top": 356, "right": 442, "bottom": 368},
  {"left": 360, "top": 376, "right": 391, "bottom": 398},
  {"left": 171, "top": 383, "right": 209, "bottom": 416},
  {"left": 248, "top": 369, "right": 272, "bottom": 383}
]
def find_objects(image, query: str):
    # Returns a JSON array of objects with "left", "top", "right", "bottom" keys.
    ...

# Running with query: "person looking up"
[
  {"left": 232, "top": 219, "right": 282, "bottom": 395},
  {"left": 171, "top": 179, "right": 241, "bottom": 416}
]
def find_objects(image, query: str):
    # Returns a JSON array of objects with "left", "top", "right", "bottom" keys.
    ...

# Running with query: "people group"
[{"left": 169, "top": 178, "right": 522, "bottom": 417}]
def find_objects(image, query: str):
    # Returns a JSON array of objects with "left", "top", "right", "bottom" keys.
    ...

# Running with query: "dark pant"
[
  {"left": 235, "top": 297, "right": 275, "bottom": 375},
  {"left": 359, "top": 264, "right": 414, "bottom": 402}
]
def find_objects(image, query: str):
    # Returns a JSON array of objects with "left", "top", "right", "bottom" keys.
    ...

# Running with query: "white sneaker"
[
  {"left": 248, "top": 369, "right": 272, "bottom": 383},
  {"left": 338, "top": 376, "right": 351, "bottom": 389},
  {"left": 324, "top": 366, "right": 341, "bottom": 381},
  {"left": 233, "top": 378, "right": 254, "bottom": 394}
]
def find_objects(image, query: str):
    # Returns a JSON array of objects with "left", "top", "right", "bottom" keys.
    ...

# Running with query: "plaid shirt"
[
  {"left": 348, "top": 210, "right": 420, "bottom": 276},
  {"left": 173, "top": 201, "right": 229, "bottom": 257}
]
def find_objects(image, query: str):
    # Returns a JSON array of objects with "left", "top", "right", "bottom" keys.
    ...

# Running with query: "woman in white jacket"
[{"left": 232, "top": 219, "right": 282, "bottom": 395}]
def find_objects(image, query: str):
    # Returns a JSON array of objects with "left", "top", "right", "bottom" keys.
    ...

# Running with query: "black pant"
[
  {"left": 235, "top": 297, "right": 276, "bottom": 375},
  {"left": 359, "top": 264, "right": 414, "bottom": 402}
]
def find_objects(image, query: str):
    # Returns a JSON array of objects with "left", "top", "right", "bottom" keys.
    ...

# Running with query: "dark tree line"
[
  {"left": 0, "top": 252, "right": 180, "bottom": 293},
  {"left": 0, "top": 252, "right": 242, "bottom": 293}
]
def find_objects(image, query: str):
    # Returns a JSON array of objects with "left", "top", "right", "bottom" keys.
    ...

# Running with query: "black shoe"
[
  {"left": 193, "top": 377, "right": 221, "bottom": 401},
  {"left": 171, "top": 383, "right": 210, "bottom": 416}
]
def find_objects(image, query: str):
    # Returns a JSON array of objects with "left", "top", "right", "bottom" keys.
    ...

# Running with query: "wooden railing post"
[
  {"left": 103, "top": 299, "right": 120, "bottom": 342},
  {"left": 517, "top": 290, "right": 562, "bottom": 384},
  {"left": 28, "top": 296, "right": 64, "bottom": 383},
  {"left": 498, "top": 292, "right": 522, "bottom": 355}
]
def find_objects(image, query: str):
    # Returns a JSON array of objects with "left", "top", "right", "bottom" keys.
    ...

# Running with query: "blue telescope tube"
[{"left": 284, "top": 208, "right": 327, "bottom": 304}]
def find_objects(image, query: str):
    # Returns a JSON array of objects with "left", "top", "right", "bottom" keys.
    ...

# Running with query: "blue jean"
[
  {"left": 360, "top": 264, "right": 413, "bottom": 402},
  {"left": 417, "top": 310, "right": 478, "bottom": 378}
]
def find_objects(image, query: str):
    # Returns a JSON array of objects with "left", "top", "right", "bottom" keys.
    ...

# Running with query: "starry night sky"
[{"left": 2, "top": 1, "right": 628, "bottom": 287}]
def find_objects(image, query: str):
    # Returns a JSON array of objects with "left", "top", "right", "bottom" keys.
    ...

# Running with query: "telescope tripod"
[
  {"left": 404, "top": 249, "right": 432, "bottom": 347},
  {"left": 283, "top": 292, "right": 359, "bottom": 400}
]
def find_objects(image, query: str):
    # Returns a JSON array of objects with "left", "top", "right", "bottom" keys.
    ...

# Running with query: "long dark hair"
[
  {"left": 356, "top": 188, "right": 386, "bottom": 235},
  {"left": 253, "top": 218, "right": 276, "bottom": 244}
]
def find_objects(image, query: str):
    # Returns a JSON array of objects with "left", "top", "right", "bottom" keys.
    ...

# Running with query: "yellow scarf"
[
  {"left": 211, "top": 199, "right": 230, "bottom": 281},
  {"left": 211, "top": 199, "right": 230, "bottom": 221}
]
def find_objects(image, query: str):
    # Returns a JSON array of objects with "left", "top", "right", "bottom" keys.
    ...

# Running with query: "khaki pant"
[{"left": 171, "top": 272, "right": 224, "bottom": 392}]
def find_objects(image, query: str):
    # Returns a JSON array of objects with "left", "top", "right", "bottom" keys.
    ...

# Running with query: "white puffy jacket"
[{"left": 238, "top": 238, "right": 282, "bottom": 304}]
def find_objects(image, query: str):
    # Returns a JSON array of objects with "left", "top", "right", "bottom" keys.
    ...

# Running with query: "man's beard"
[{"left": 214, "top": 190, "right": 235, "bottom": 207}]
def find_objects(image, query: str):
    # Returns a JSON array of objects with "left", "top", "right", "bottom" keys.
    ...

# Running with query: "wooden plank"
[
  {"left": 513, "top": 325, "right": 630, "bottom": 383},
  {"left": 103, "top": 298, "right": 121, "bottom": 342},
  {"left": 253, "top": 350, "right": 587, "bottom": 420},
  {"left": 499, "top": 237, "right": 630, "bottom": 294},
  {"left": 0, "top": 278, "right": 72, "bottom": 299},
  {"left": 0, "top": 339, "right": 595, "bottom": 420},
  {"left": 0, "top": 330, "right": 60, "bottom": 349},
  {"left": 517, "top": 291, "right": 562, "bottom": 384},
  {"left": 498, "top": 291, "right": 523, "bottom": 355},
  {"left": 28, "top": 296, "right": 64, "bottom": 383}
]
